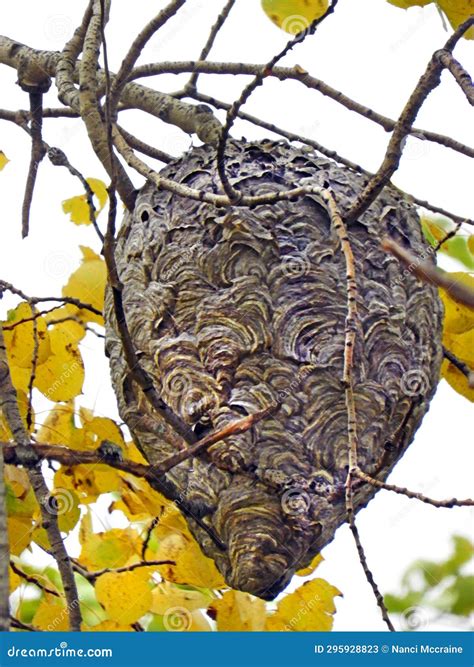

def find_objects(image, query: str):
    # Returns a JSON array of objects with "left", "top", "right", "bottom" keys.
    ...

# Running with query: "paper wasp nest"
[{"left": 105, "top": 140, "right": 442, "bottom": 599}]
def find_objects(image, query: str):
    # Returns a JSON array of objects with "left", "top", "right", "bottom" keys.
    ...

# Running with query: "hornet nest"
[{"left": 105, "top": 140, "right": 442, "bottom": 600}]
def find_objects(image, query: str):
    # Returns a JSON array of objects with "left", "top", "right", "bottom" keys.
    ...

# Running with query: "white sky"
[{"left": 0, "top": 0, "right": 473, "bottom": 631}]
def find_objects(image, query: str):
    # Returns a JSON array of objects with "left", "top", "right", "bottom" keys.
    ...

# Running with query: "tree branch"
[
  {"left": 185, "top": 0, "right": 236, "bottom": 93},
  {"left": 109, "top": 0, "right": 186, "bottom": 115},
  {"left": 132, "top": 60, "right": 474, "bottom": 160},
  {"left": 353, "top": 468, "right": 473, "bottom": 508},
  {"left": 436, "top": 50, "right": 474, "bottom": 106},
  {"left": 216, "top": 0, "right": 339, "bottom": 200},
  {"left": 345, "top": 18, "right": 474, "bottom": 223},
  {"left": 382, "top": 238, "right": 474, "bottom": 309}
]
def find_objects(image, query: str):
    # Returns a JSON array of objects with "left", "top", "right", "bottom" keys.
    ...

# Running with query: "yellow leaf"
[
  {"left": 0, "top": 150, "right": 9, "bottom": 170},
  {"left": 62, "top": 246, "right": 106, "bottom": 326},
  {"left": 51, "top": 488, "right": 81, "bottom": 533},
  {"left": 37, "top": 403, "right": 85, "bottom": 448},
  {"left": 62, "top": 178, "right": 108, "bottom": 226},
  {"left": 96, "top": 571, "right": 152, "bottom": 624},
  {"left": 34, "top": 325, "right": 84, "bottom": 401},
  {"left": 112, "top": 478, "right": 173, "bottom": 521},
  {"left": 7, "top": 516, "right": 34, "bottom": 556},
  {"left": 3, "top": 302, "right": 50, "bottom": 370},
  {"left": 80, "top": 528, "right": 141, "bottom": 570},
  {"left": 265, "top": 578, "right": 341, "bottom": 631},
  {"left": 151, "top": 582, "right": 212, "bottom": 615},
  {"left": 5, "top": 468, "right": 38, "bottom": 519},
  {"left": 156, "top": 532, "right": 226, "bottom": 590},
  {"left": 33, "top": 596, "right": 69, "bottom": 631},
  {"left": 387, "top": 0, "right": 474, "bottom": 38},
  {"left": 9, "top": 566, "right": 22, "bottom": 593},
  {"left": 441, "top": 358, "right": 474, "bottom": 402},
  {"left": 387, "top": 0, "right": 431, "bottom": 7},
  {"left": 440, "top": 273, "right": 474, "bottom": 334},
  {"left": 261, "top": 0, "right": 328, "bottom": 34},
  {"left": 438, "top": 0, "right": 474, "bottom": 38},
  {"left": 44, "top": 307, "right": 86, "bottom": 344},
  {"left": 296, "top": 553, "right": 324, "bottom": 577},
  {"left": 81, "top": 414, "right": 125, "bottom": 448},
  {"left": 210, "top": 590, "right": 267, "bottom": 631},
  {"left": 468, "top": 235, "right": 474, "bottom": 255}
]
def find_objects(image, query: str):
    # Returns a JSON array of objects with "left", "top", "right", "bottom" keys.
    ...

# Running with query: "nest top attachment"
[{"left": 105, "top": 140, "right": 442, "bottom": 599}]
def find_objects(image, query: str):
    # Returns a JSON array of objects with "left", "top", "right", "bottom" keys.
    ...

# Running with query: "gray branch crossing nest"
[{"left": 105, "top": 140, "right": 442, "bottom": 600}]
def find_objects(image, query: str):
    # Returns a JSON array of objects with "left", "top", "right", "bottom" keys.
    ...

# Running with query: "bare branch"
[
  {"left": 436, "top": 50, "right": 474, "bottom": 106},
  {"left": 382, "top": 237, "right": 474, "bottom": 309},
  {"left": 443, "top": 346, "right": 474, "bottom": 388},
  {"left": 110, "top": 0, "right": 187, "bottom": 115},
  {"left": 345, "top": 18, "right": 474, "bottom": 223},
  {"left": 72, "top": 559, "right": 175, "bottom": 582},
  {"left": 216, "top": 1, "right": 339, "bottom": 200},
  {"left": 353, "top": 468, "right": 474, "bottom": 508},
  {"left": 0, "top": 279, "right": 103, "bottom": 318},
  {"left": 133, "top": 60, "right": 474, "bottom": 160},
  {"left": 9, "top": 560, "right": 60, "bottom": 597},
  {"left": 186, "top": 0, "right": 236, "bottom": 92},
  {"left": 79, "top": 0, "right": 136, "bottom": 209}
]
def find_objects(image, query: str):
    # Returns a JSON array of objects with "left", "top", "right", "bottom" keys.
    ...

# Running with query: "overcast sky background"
[{"left": 0, "top": 0, "right": 473, "bottom": 631}]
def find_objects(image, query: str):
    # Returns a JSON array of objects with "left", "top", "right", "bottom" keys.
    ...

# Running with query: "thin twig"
[
  {"left": 0, "top": 280, "right": 103, "bottom": 318},
  {"left": 26, "top": 313, "right": 38, "bottom": 431},
  {"left": 131, "top": 60, "right": 474, "bottom": 160},
  {"left": 313, "top": 189, "right": 394, "bottom": 630},
  {"left": 109, "top": 0, "right": 187, "bottom": 115},
  {"left": 116, "top": 125, "right": 175, "bottom": 163},
  {"left": 79, "top": 0, "right": 135, "bottom": 209},
  {"left": 141, "top": 517, "right": 160, "bottom": 559},
  {"left": 382, "top": 237, "right": 474, "bottom": 309},
  {"left": 433, "top": 220, "right": 464, "bottom": 251},
  {"left": 104, "top": 4, "right": 195, "bottom": 440},
  {"left": 0, "top": 439, "right": 9, "bottom": 630},
  {"left": 353, "top": 468, "right": 474, "bottom": 508},
  {"left": 436, "top": 50, "right": 474, "bottom": 106},
  {"left": 73, "top": 559, "right": 175, "bottom": 582},
  {"left": 346, "top": 498, "right": 395, "bottom": 631},
  {"left": 48, "top": 147, "right": 104, "bottom": 242},
  {"left": 186, "top": 0, "right": 236, "bottom": 92},
  {"left": 443, "top": 346, "right": 474, "bottom": 388},
  {"left": 10, "top": 616, "right": 40, "bottom": 632},
  {"left": 21, "top": 92, "right": 46, "bottom": 238},
  {"left": 216, "top": 0, "right": 339, "bottom": 200},
  {"left": 345, "top": 18, "right": 474, "bottom": 223},
  {"left": 9, "top": 560, "right": 60, "bottom": 597}
]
